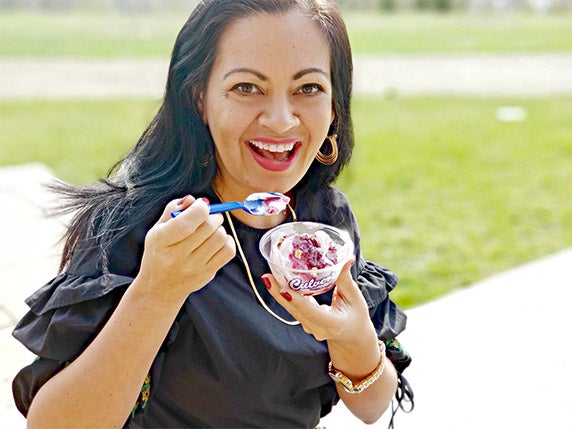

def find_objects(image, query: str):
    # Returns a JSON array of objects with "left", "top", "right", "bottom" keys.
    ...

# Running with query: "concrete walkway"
[
  {"left": 1, "top": 164, "right": 66, "bottom": 429},
  {"left": 2, "top": 54, "right": 572, "bottom": 99},
  {"left": 323, "top": 247, "right": 572, "bottom": 428},
  {"left": 1, "top": 163, "right": 571, "bottom": 428}
]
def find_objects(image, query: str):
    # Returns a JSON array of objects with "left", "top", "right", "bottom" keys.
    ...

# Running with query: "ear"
[
  {"left": 197, "top": 92, "right": 208, "bottom": 125},
  {"left": 330, "top": 106, "right": 336, "bottom": 128},
  {"left": 329, "top": 108, "right": 336, "bottom": 132}
]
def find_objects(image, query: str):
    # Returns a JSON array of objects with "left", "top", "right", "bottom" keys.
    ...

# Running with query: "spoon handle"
[
  {"left": 170, "top": 201, "right": 245, "bottom": 218},
  {"left": 208, "top": 201, "right": 244, "bottom": 214}
]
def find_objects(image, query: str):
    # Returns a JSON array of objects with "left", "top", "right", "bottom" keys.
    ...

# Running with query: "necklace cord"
[
  {"left": 224, "top": 210, "right": 300, "bottom": 326},
  {"left": 287, "top": 203, "right": 297, "bottom": 221}
]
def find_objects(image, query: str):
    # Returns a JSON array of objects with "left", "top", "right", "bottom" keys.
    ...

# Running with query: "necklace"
[{"left": 224, "top": 207, "right": 301, "bottom": 326}]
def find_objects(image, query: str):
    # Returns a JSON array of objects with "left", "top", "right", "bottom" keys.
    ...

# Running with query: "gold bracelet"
[{"left": 328, "top": 340, "right": 386, "bottom": 394}]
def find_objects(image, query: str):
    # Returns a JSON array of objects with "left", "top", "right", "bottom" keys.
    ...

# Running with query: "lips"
[{"left": 248, "top": 139, "right": 300, "bottom": 171}]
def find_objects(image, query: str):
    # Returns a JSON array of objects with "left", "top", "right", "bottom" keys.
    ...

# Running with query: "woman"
[{"left": 13, "top": 1, "right": 413, "bottom": 427}]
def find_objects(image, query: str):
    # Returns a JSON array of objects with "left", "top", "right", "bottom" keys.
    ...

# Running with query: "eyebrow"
[
  {"left": 292, "top": 67, "right": 329, "bottom": 80},
  {"left": 224, "top": 68, "right": 267, "bottom": 81},
  {"left": 223, "top": 67, "right": 329, "bottom": 81}
]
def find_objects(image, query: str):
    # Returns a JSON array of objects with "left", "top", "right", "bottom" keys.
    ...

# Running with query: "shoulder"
[
  {"left": 295, "top": 186, "right": 353, "bottom": 226},
  {"left": 69, "top": 208, "right": 157, "bottom": 278}
]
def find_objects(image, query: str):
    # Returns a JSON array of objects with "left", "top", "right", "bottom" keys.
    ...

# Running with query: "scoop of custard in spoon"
[{"left": 170, "top": 192, "right": 290, "bottom": 218}]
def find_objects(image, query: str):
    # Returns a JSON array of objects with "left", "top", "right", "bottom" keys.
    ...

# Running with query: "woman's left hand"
[
  {"left": 262, "top": 257, "right": 373, "bottom": 343},
  {"left": 263, "top": 258, "right": 397, "bottom": 424}
]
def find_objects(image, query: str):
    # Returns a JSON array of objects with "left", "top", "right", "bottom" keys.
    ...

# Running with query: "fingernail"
[
  {"left": 198, "top": 197, "right": 210, "bottom": 205},
  {"left": 261, "top": 276, "right": 272, "bottom": 290},
  {"left": 177, "top": 195, "right": 190, "bottom": 206},
  {"left": 280, "top": 291, "right": 292, "bottom": 302}
]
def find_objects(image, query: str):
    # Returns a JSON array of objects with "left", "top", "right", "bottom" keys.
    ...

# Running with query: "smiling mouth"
[{"left": 249, "top": 140, "right": 298, "bottom": 162}]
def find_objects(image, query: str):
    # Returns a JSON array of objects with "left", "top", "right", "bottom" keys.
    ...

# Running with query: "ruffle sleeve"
[
  {"left": 12, "top": 271, "right": 132, "bottom": 416},
  {"left": 354, "top": 258, "right": 411, "bottom": 373},
  {"left": 355, "top": 258, "right": 415, "bottom": 425}
]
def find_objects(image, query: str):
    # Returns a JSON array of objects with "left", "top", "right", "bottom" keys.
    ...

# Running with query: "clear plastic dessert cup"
[{"left": 259, "top": 222, "right": 354, "bottom": 296}]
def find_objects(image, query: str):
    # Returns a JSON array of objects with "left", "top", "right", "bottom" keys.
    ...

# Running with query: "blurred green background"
[{"left": 1, "top": 1, "right": 571, "bottom": 308}]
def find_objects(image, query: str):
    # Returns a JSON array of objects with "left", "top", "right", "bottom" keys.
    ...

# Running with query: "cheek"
[
  {"left": 307, "top": 109, "right": 334, "bottom": 141},
  {"left": 207, "top": 110, "right": 237, "bottom": 145},
  {"left": 210, "top": 102, "right": 255, "bottom": 137},
  {"left": 303, "top": 99, "right": 334, "bottom": 130}
]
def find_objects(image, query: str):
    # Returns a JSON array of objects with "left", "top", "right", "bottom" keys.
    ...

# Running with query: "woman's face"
[{"left": 202, "top": 10, "right": 334, "bottom": 200}]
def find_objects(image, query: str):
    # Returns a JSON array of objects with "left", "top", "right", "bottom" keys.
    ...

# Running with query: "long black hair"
[{"left": 53, "top": 0, "right": 354, "bottom": 272}]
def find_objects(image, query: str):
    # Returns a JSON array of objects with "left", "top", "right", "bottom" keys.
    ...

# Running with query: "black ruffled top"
[{"left": 12, "top": 186, "right": 411, "bottom": 428}]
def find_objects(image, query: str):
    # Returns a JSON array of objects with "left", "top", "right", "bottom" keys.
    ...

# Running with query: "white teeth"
[{"left": 249, "top": 140, "right": 295, "bottom": 153}]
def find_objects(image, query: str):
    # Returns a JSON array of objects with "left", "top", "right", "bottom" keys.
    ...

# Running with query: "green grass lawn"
[
  {"left": 345, "top": 12, "right": 572, "bottom": 54},
  {"left": 0, "top": 99, "right": 160, "bottom": 183},
  {"left": 1, "top": 11, "right": 571, "bottom": 57},
  {"left": 0, "top": 12, "right": 186, "bottom": 57},
  {"left": 342, "top": 96, "right": 572, "bottom": 306},
  {"left": 1, "top": 97, "right": 570, "bottom": 308}
]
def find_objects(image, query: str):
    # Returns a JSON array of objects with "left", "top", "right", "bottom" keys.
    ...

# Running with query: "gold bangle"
[{"left": 328, "top": 340, "right": 386, "bottom": 394}]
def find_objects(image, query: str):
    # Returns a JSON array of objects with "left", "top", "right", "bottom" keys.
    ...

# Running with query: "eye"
[
  {"left": 297, "top": 83, "right": 324, "bottom": 95},
  {"left": 231, "top": 83, "right": 261, "bottom": 95}
]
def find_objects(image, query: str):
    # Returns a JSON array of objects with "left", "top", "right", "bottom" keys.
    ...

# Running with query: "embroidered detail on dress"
[
  {"left": 131, "top": 373, "right": 151, "bottom": 418},
  {"left": 384, "top": 338, "right": 408, "bottom": 356}
]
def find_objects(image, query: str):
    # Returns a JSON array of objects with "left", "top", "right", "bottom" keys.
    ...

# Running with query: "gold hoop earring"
[{"left": 316, "top": 134, "right": 338, "bottom": 165}]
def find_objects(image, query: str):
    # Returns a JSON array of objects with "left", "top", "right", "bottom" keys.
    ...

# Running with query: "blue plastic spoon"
[{"left": 170, "top": 192, "right": 290, "bottom": 218}]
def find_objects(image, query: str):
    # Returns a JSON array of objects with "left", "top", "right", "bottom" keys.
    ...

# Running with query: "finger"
[
  {"left": 331, "top": 256, "right": 360, "bottom": 301},
  {"left": 263, "top": 274, "right": 347, "bottom": 341},
  {"left": 205, "top": 234, "right": 236, "bottom": 271},
  {"left": 190, "top": 224, "right": 233, "bottom": 263},
  {"left": 262, "top": 273, "right": 332, "bottom": 326},
  {"left": 178, "top": 228, "right": 236, "bottom": 290},
  {"left": 157, "top": 195, "right": 196, "bottom": 224},
  {"left": 330, "top": 256, "right": 371, "bottom": 320},
  {"left": 179, "top": 213, "right": 225, "bottom": 254},
  {"left": 154, "top": 198, "right": 210, "bottom": 246}
]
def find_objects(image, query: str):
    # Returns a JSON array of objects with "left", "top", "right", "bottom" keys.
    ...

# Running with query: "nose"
[{"left": 258, "top": 95, "right": 300, "bottom": 134}]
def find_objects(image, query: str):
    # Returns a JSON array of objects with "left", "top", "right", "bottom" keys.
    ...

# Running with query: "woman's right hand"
[
  {"left": 135, "top": 195, "right": 236, "bottom": 307},
  {"left": 27, "top": 195, "right": 235, "bottom": 429}
]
